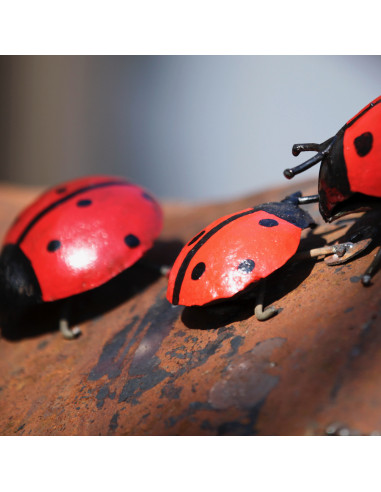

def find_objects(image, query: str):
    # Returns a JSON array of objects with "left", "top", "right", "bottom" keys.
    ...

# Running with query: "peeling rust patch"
[
  {"left": 165, "top": 401, "right": 212, "bottom": 428},
  {"left": 88, "top": 317, "right": 138, "bottom": 381},
  {"left": 109, "top": 412, "right": 119, "bottom": 432},
  {"left": 223, "top": 335, "right": 245, "bottom": 358},
  {"left": 118, "top": 297, "right": 182, "bottom": 404},
  {"left": 96, "top": 384, "right": 116, "bottom": 409},
  {"left": 209, "top": 337, "right": 285, "bottom": 410}
]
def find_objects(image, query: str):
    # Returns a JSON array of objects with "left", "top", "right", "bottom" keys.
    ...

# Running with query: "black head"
[
  {"left": 317, "top": 128, "right": 355, "bottom": 221},
  {"left": 0, "top": 244, "right": 42, "bottom": 310},
  {"left": 254, "top": 191, "right": 315, "bottom": 229}
]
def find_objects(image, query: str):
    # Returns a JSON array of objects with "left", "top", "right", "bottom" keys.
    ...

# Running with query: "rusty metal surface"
[{"left": 1, "top": 180, "right": 381, "bottom": 436}]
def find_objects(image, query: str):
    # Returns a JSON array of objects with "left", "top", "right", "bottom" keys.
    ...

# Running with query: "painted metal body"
[
  {"left": 285, "top": 96, "right": 381, "bottom": 222},
  {"left": 167, "top": 195, "right": 313, "bottom": 306},
  {"left": 2, "top": 182, "right": 381, "bottom": 436},
  {"left": 1, "top": 175, "right": 163, "bottom": 302},
  {"left": 320, "top": 96, "right": 381, "bottom": 221}
]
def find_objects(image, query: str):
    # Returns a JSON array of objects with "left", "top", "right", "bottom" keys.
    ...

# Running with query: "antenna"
[{"left": 283, "top": 152, "right": 324, "bottom": 179}]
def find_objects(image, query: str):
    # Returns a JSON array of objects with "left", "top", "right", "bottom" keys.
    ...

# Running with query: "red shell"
[
  {"left": 343, "top": 96, "right": 381, "bottom": 198},
  {"left": 167, "top": 208, "right": 303, "bottom": 306},
  {"left": 3, "top": 175, "right": 163, "bottom": 302}
]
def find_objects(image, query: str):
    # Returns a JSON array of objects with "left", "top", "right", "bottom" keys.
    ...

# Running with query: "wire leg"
[
  {"left": 362, "top": 247, "right": 381, "bottom": 286},
  {"left": 59, "top": 318, "right": 81, "bottom": 340},
  {"left": 254, "top": 281, "right": 278, "bottom": 321}
]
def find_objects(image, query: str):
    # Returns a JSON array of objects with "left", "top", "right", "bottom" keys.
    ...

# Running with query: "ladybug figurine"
[
  {"left": 0, "top": 175, "right": 163, "bottom": 339},
  {"left": 283, "top": 96, "right": 381, "bottom": 285},
  {"left": 167, "top": 192, "right": 319, "bottom": 320}
]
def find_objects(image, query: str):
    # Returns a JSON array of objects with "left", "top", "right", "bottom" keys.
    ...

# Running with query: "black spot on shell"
[
  {"left": 124, "top": 234, "right": 140, "bottom": 248},
  {"left": 191, "top": 262, "right": 206, "bottom": 280},
  {"left": 354, "top": 132, "right": 373, "bottom": 157},
  {"left": 77, "top": 199, "right": 92, "bottom": 207},
  {"left": 259, "top": 218, "right": 279, "bottom": 227},
  {"left": 56, "top": 187, "right": 67, "bottom": 194},
  {"left": 47, "top": 240, "right": 61, "bottom": 252},
  {"left": 237, "top": 259, "right": 255, "bottom": 273},
  {"left": 188, "top": 230, "right": 205, "bottom": 246}
]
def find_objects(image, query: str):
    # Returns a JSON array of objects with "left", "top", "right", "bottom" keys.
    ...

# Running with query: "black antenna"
[
  {"left": 283, "top": 152, "right": 324, "bottom": 179},
  {"left": 284, "top": 136, "right": 336, "bottom": 179}
]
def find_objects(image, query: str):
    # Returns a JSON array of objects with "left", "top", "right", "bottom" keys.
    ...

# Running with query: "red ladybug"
[
  {"left": 0, "top": 175, "right": 163, "bottom": 337},
  {"left": 166, "top": 193, "right": 314, "bottom": 320},
  {"left": 283, "top": 95, "right": 381, "bottom": 284}
]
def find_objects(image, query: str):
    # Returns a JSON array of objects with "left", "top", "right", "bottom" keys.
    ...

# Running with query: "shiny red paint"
[
  {"left": 343, "top": 99, "right": 381, "bottom": 198},
  {"left": 3, "top": 175, "right": 163, "bottom": 301},
  {"left": 167, "top": 208, "right": 304, "bottom": 307}
]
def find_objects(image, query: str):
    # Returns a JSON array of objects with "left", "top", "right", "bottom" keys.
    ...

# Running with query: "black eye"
[
  {"left": 237, "top": 259, "right": 255, "bottom": 273},
  {"left": 124, "top": 234, "right": 140, "bottom": 248},
  {"left": 354, "top": 132, "right": 373, "bottom": 157},
  {"left": 191, "top": 262, "right": 206, "bottom": 280},
  {"left": 259, "top": 218, "right": 279, "bottom": 227},
  {"left": 47, "top": 240, "right": 61, "bottom": 252}
]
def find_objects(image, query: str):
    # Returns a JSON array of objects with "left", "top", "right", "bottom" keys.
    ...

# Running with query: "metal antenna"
[{"left": 283, "top": 152, "right": 324, "bottom": 179}]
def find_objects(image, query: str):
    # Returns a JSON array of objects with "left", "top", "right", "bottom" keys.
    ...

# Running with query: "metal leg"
[
  {"left": 296, "top": 238, "right": 373, "bottom": 265},
  {"left": 59, "top": 318, "right": 81, "bottom": 340},
  {"left": 296, "top": 243, "right": 349, "bottom": 261},
  {"left": 254, "top": 281, "right": 278, "bottom": 321},
  {"left": 362, "top": 247, "right": 381, "bottom": 286}
]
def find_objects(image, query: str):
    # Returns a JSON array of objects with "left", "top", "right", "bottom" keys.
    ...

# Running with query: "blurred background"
[{"left": 0, "top": 55, "right": 380, "bottom": 203}]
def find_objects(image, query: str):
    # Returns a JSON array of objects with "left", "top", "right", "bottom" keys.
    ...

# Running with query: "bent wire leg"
[
  {"left": 59, "top": 318, "right": 81, "bottom": 340},
  {"left": 254, "top": 281, "right": 278, "bottom": 321},
  {"left": 296, "top": 243, "right": 349, "bottom": 261},
  {"left": 362, "top": 247, "right": 381, "bottom": 286}
]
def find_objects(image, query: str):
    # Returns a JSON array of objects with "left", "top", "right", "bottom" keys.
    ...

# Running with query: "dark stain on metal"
[
  {"left": 217, "top": 400, "right": 265, "bottom": 436},
  {"left": 160, "top": 382, "right": 182, "bottom": 400},
  {"left": 96, "top": 383, "right": 116, "bottom": 409},
  {"left": 330, "top": 317, "right": 376, "bottom": 400},
  {"left": 16, "top": 423, "right": 25, "bottom": 433},
  {"left": 88, "top": 317, "right": 138, "bottom": 381},
  {"left": 172, "top": 327, "right": 236, "bottom": 377},
  {"left": 344, "top": 307, "right": 354, "bottom": 313},
  {"left": 37, "top": 340, "right": 49, "bottom": 350},
  {"left": 184, "top": 335, "right": 198, "bottom": 343},
  {"left": 119, "top": 367, "right": 169, "bottom": 405},
  {"left": 222, "top": 335, "right": 245, "bottom": 358},
  {"left": 118, "top": 297, "right": 182, "bottom": 404},
  {"left": 165, "top": 346, "right": 188, "bottom": 360},
  {"left": 165, "top": 401, "right": 212, "bottom": 428},
  {"left": 350, "top": 276, "right": 361, "bottom": 283},
  {"left": 174, "top": 330, "right": 186, "bottom": 337},
  {"left": 109, "top": 412, "right": 119, "bottom": 432},
  {"left": 209, "top": 338, "right": 285, "bottom": 411}
]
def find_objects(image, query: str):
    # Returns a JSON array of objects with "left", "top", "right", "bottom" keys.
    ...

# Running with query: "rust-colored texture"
[{"left": 0, "top": 181, "right": 380, "bottom": 436}]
